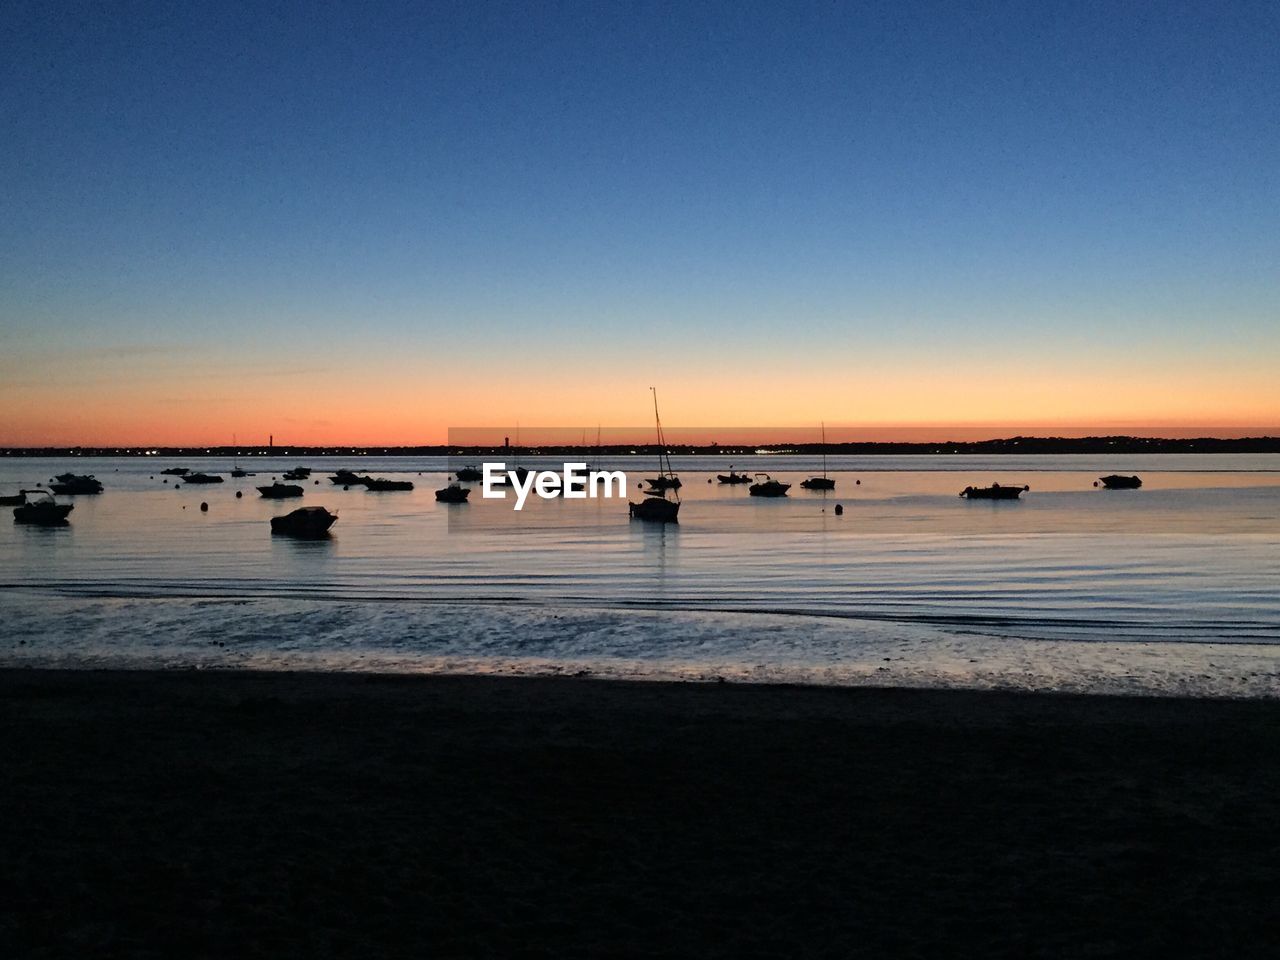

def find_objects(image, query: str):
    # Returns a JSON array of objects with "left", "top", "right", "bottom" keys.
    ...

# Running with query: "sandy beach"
[{"left": 3, "top": 669, "right": 1279, "bottom": 957}]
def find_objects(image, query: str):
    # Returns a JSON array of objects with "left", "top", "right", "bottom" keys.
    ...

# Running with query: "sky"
[{"left": 1, "top": 0, "right": 1277, "bottom": 445}]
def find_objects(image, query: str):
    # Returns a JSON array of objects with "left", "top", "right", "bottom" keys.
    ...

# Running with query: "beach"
[{"left": 4, "top": 668, "right": 1279, "bottom": 957}]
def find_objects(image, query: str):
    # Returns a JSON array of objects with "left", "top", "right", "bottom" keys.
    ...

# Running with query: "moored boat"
[
  {"left": 630, "top": 388, "right": 681, "bottom": 523},
  {"left": 959, "top": 483, "right": 1028, "bottom": 500},
  {"left": 799, "top": 422, "right": 836, "bottom": 490},
  {"left": 182, "top": 472, "right": 223, "bottom": 484},
  {"left": 749, "top": 474, "right": 791, "bottom": 497},
  {"left": 629, "top": 497, "right": 680, "bottom": 522},
  {"left": 258, "top": 482, "right": 304, "bottom": 499},
  {"left": 717, "top": 468, "right": 752, "bottom": 484},
  {"left": 330, "top": 469, "right": 363, "bottom": 485},
  {"left": 270, "top": 506, "right": 337, "bottom": 537},
  {"left": 160, "top": 467, "right": 189, "bottom": 476},
  {"left": 435, "top": 484, "right": 471, "bottom": 503},
  {"left": 1096, "top": 474, "right": 1142, "bottom": 489},
  {"left": 454, "top": 465, "right": 483, "bottom": 481},
  {"left": 282, "top": 467, "right": 312, "bottom": 481},
  {"left": 49, "top": 473, "right": 103, "bottom": 495},
  {"left": 364, "top": 477, "right": 414, "bottom": 491},
  {"left": 14, "top": 490, "right": 74, "bottom": 525}
]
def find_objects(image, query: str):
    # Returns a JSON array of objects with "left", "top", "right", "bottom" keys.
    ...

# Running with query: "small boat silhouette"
[
  {"left": 454, "top": 465, "right": 483, "bottom": 481},
  {"left": 49, "top": 473, "right": 103, "bottom": 495},
  {"left": 630, "top": 388, "right": 680, "bottom": 523},
  {"left": 14, "top": 489, "right": 74, "bottom": 525},
  {"left": 749, "top": 474, "right": 791, "bottom": 497},
  {"left": 800, "top": 422, "right": 836, "bottom": 490},
  {"left": 258, "top": 482, "right": 304, "bottom": 499},
  {"left": 160, "top": 467, "right": 189, "bottom": 476},
  {"left": 182, "top": 472, "right": 223, "bottom": 485},
  {"left": 959, "top": 483, "right": 1028, "bottom": 500},
  {"left": 363, "top": 477, "right": 414, "bottom": 491},
  {"left": 1096, "top": 474, "right": 1142, "bottom": 489},
  {"left": 717, "top": 467, "right": 752, "bottom": 484},
  {"left": 435, "top": 484, "right": 471, "bottom": 503},
  {"left": 270, "top": 506, "right": 337, "bottom": 537}
]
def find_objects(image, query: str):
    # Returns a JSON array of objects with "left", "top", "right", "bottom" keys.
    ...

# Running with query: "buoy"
[
  {"left": 834, "top": 504, "right": 844, "bottom": 516},
  {"left": 235, "top": 491, "right": 242, "bottom": 499},
  {"left": 314, "top": 480, "right": 319, "bottom": 485},
  {"left": 200, "top": 502, "right": 208, "bottom": 512},
  {"left": 855, "top": 479, "right": 860, "bottom": 485}
]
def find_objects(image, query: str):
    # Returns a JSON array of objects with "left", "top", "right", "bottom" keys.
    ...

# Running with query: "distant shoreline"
[{"left": 3, "top": 435, "right": 1280, "bottom": 457}]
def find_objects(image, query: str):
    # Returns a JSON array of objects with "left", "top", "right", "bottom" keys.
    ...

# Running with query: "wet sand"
[{"left": 3, "top": 669, "right": 1279, "bottom": 957}]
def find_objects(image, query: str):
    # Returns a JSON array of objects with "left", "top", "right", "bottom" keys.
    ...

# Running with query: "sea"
[{"left": 2, "top": 454, "right": 1278, "bottom": 697}]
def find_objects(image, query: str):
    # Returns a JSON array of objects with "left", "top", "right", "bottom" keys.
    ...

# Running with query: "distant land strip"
[{"left": 3, "top": 436, "right": 1280, "bottom": 457}]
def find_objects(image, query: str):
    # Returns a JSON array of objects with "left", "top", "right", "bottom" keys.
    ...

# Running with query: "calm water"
[{"left": 2, "top": 454, "right": 1279, "bottom": 696}]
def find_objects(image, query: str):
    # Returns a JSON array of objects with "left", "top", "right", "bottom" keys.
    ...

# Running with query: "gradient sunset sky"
[{"left": 2, "top": 0, "right": 1277, "bottom": 445}]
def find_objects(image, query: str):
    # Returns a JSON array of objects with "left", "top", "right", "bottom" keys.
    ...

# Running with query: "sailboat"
[
  {"left": 800, "top": 422, "right": 835, "bottom": 490},
  {"left": 629, "top": 388, "right": 680, "bottom": 523},
  {"left": 229, "top": 435, "right": 254, "bottom": 477}
]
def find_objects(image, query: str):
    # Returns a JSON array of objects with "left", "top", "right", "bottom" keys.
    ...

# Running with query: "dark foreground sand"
[{"left": 3, "top": 670, "right": 1279, "bottom": 958}]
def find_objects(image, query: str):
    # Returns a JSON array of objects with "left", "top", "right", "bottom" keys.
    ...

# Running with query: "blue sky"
[{"left": 1, "top": 0, "right": 1277, "bottom": 442}]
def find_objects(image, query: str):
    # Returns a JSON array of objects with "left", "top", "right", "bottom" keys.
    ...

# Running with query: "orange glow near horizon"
[{"left": 2, "top": 355, "right": 1278, "bottom": 446}]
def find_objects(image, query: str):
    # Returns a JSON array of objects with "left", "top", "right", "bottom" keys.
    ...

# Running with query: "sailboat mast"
[{"left": 822, "top": 421, "right": 827, "bottom": 480}]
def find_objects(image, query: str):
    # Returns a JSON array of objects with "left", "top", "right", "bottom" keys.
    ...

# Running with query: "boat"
[
  {"left": 282, "top": 467, "right": 312, "bottom": 481},
  {"left": 0, "top": 491, "right": 25, "bottom": 506},
  {"left": 363, "top": 477, "right": 414, "bottom": 491},
  {"left": 13, "top": 490, "right": 74, "bottom": 525},
  {"left": 454, "top": 465, "right": 483, "bottom": 481},
  {"left": 1096, "top": 474, "right": 1142, "bottom": 489},
  {"left": 717, "top": 468, "right": 753, "bottom": 484},
  {"left": 270, "top": 506, "right": 337, "bottom": 537},
  {"left": 182, "top": 472, "right": 223, "bottom": 484},
  {"left": 258, "top": 482, "right": 304, "bottom": 499},
  {"left": 800, "top": 423, "right": 836, "bottom": 490},
  {"left": 228, "top": 436, "right": 253, "bottom": 477},
  {"left": 48, "top": 473, "right": 103, "bottom": 495},
  {"left": 160, "top": 467, "right": 189, "bottom": 476},
  {"left": 629, "top": 388, "right": 680, "bottom": 523},
  {"left": 749, "top": 474, "right": 791, "bottom": 497},
  {"left": 629, "top": 496, "right": 680, "bottom": 522},
  {"left": 959, "top": 483, "right": 1028, "bottom": 500},
  {"left": 435, "top": 484, "right": 471, "bottom": 503},
  {"left": 330, "top": 469, "right": 363, "bottom": 485}
]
